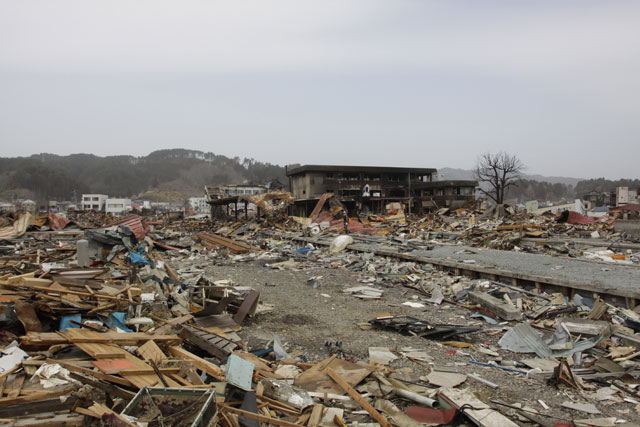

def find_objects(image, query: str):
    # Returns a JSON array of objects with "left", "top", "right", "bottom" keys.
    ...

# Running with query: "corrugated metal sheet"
[
  {"left": 610, "top": 203, "right": 640, "bottom": 212},
  {"left": 108, "top": 215, "right": 146, "bottom": 240},
  {"left": 48, "top": 212, "right": 71, "bottom": 231},
  {"left": 0, "top": 211, "right": 33, "bottom": 239},
  {"left": 566, "top": 211, "right": 596, "bottom": 225}
]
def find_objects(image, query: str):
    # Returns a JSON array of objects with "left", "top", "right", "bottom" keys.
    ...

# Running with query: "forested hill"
[
  {"left": 0, "top": 149, "right": 637, "bottom": 203},
  {"left": 0, "top": 149, "right": 291, "bottom": 202}
]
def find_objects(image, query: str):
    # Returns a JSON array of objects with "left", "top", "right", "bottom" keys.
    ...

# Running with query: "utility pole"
[{"left": 407, "top": 172, "right": 412, "bottom": 215}]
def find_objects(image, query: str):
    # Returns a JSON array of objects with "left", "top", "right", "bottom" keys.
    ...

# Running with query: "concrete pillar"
[{"left": 77, "top": 239, "right": 90, "bottom": 267}]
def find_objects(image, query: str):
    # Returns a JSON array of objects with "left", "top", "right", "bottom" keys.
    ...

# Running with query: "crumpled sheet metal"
[
  {"left": 561, "top": 211, "right": 597, "bottom": 225},
  {"left": 48, "top": 212, "right": 72, "bottom": 231},
  {"left": 499, "top": 322, "right": 601, "bottom": 359},
  {"left": 0, "top": 211, "right": 33, "bottom": 239},
  {"left": 499, "top": 322, "right": 553, "bottom": 358},
  {"left": 239, "top": 191, "right": 293, "bottom": 215},
  {"left": 107, "top": 215, "right": 147, "bottom": 240}
]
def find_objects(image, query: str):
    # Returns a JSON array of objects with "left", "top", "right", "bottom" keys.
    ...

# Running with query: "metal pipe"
[
  {"left": 467, "top": 373, "right": 498, "bottom": 389},
  {"left": 469, "top": 359, "right": 529, "bottom": 374},
  {"left": 394, "top": 388, "right": 439, "bottom": 408}
]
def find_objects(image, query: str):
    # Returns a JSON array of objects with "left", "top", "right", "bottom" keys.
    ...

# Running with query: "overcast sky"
[{"left": 1, "top": 1, "right": 638, "bottom": 179}]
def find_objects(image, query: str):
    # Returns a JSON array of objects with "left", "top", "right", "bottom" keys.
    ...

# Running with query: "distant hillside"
[
  {"left": 0, "top": 152, "right": 634, "bottom": 204},
  {"left": 437, "top": 167, "right": 583, "bottom": 186},
  {"left": 0, "top": 149, "right": 289, "bottom": 202}
]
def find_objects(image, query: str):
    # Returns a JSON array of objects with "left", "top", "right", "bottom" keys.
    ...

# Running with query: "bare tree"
[{"left": 474, "top": 151, "right": 524, "bottom": 205}]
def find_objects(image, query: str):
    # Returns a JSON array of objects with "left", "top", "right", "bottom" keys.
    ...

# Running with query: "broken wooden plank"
[
  {"left": 0, "top": 397, "right": 78, "bottom": 418},
  {"left": 0, "top": 281, "right": 121, "bottom": 300},
  {"left": 168, "top": 346, "right": 225, "bottom": 380},
  {"left": 233, "top": 290, "right": 260, "bottom": 324},
  {"left": 0, "top": 387, "right": 75, "bottom": 406},
  {"left": 48, "top": 360, "right": 133, "bottom": 387},
  {"left": 468, "top": 291, "right": 521, "bottom": 321},
  {"left": 181, "top": 326, "right": 237, "bottom": 360},
  {"left": 21, "top": 330, "right": 180, "bottom": 348},
  {"left": 77, "top": 402, "right": 135, "bottom": 426},
  {"left": 4, "top": 412, "right": 84, "bottom": 426},
  {"left": 196, "top": 233, "right": 258, "bottom": 254},
  {"left": 6, "top": 374, "right": 24, "bottom": 399},
  {"left": 439, "top": 388, "right": 519, "bottom": 427},
  {"left": 221, "top": 405, "right": 300, "bottom": 427},
  {"left": 68, "top": 372, "right": 135, "bottom": 400},
  {"left": 137, "top": 340, "right": 165, "bottom": 362},
  {"left": 307, "top": 403, "right": 324, "bottom": 427},
  {"left": 326, "top": 368, "right": 391, "bottom": 427}
]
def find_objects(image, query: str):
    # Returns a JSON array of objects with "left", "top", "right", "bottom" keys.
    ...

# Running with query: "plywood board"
[
  {"left": 294, "top": 356, "right": 372, "bottom": 395},
  {"left": 137, "top": 340, "right": 165, "bottom": 362}
]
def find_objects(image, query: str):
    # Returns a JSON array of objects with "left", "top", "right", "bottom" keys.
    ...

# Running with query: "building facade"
[
  {"left": 218, "top": 185, "right": 267, "bottom": 197},
  {"left": 82, "top": 194, "right": 108, "bottom": 211},
  {"left": 413, "top": 180, "right": 477, "bottom": 209},
  {"left": 286, "top": 165, "right": 475, "bottom": 215},
  {"left": 105, "top": 198, "right": 132, "bottom": 215},
  {"left": 617, "top": 186, "right": 640, "bottom": 207},
  {"left": 582, "top": 191, "right": 614, "bottom": 208},
  {"left": 188, "top": 197, "right": 208, "bottom": 213}
]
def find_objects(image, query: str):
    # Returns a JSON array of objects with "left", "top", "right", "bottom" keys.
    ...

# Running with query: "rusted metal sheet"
[
  {"left": 48, "top": 212, "right": 72, "bottom": 231},
  {"left": 13, "top": 301, "right": 43, "bottom": 333},
  {"left": 108, "top": 215, "right": 146, "bottom": 240},
  {"left": 197, "top": 233, "right": 258, "bottom": 254},
  {"left": 560, "top": 211, "right": 596, "bottom": 225},
  {"left": 611, "top": 203, "right": 640, "bottom": 212},
  {"left": 309, "top": 193, "right": 332, "bottom": 222}
]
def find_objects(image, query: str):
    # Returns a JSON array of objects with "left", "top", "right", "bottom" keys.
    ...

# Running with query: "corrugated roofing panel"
[{"left": 108, "top": 215, "right": 146, "bottom": 240}]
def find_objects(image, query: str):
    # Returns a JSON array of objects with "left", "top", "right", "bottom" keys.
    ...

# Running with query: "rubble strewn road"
[
  {"left": 0, "top": 205, "right": 639, "bottom": 426},
  {"left": 290, "top": 233, "right": 640, "bottom": 300}
]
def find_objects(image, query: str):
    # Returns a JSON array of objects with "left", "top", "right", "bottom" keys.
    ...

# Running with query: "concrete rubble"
[{"left": 0, "top": 204, "right": 638, "bottom": 426}]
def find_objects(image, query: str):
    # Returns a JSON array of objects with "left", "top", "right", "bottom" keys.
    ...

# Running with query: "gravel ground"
[{"left": 201, "top": 253, "right": 639, "bottom": 425}]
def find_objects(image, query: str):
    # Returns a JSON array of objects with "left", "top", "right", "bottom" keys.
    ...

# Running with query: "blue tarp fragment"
[
  {"left": 98, "top": 312, "right": 132, "bottom": 332},
  {"left": 129, "top": 246, "right": 151, "bottom": 265},
  {"left": 60, "top": 314, "right": 82, "bottom": 332}
]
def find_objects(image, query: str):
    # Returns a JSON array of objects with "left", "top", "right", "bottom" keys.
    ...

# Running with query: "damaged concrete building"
[
  {"left": 286, "top": 164, "right": 477, "bottom": 216},
  {"left": 205, "top": 184, "right": 292, "bottom": 220}
]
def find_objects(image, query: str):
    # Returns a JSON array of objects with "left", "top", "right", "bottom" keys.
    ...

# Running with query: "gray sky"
[{"left": 1, "top": 1, "right": 639, "bottom": 179}]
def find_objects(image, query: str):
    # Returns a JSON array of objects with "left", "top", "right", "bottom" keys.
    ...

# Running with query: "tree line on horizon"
[{"left": 0, "top": 148, "right": 636, "bottom": 204}]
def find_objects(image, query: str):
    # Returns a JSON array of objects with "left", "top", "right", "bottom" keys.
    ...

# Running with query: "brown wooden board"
[
  {"left": 181, "top": 326, "right": 237, "bottom": 360},
  {"left": 294, "top": 356, "right": 372, "bottom": 395},
  {"left": 137, "top": 340, "right": 166, "bottom": 362},
  {"left": 13, "top": 301, "right": 42, "bottom": 333}
]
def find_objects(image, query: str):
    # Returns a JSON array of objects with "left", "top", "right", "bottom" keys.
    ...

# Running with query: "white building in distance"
[
  {"left": 188, "top": 197, "right": 208, "bottom": 213},
  {"left": 82, "top": 194, "right": 108, "bottom": 211},
  {"left": 105, "top": 198, "right": 132, "bottom": 215}
]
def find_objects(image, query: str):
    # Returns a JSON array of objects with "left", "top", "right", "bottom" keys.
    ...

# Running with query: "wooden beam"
[
  {"left": 0, "top": 281, "right": 122, "bottom": 300},
  {"left": 0, "top": 387, "right": 74, "bottom": 407},
  {"left": 220, "top": 405, "right": 300, "bottom": 427},
  {"left": 167, "top": 346, "right": 225, "bottom": 380},
  {"left": 67, "top": 372, "right": 135, "bottom": 400},
  {"left": 326, "top": 368, "right": 390, "bottom": 427},
  {"left": 307, "top": 404, "right": 323, "bottom": 427},
  {"left": 49, "top": 359, "right": 133, "bottom": 387}
]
